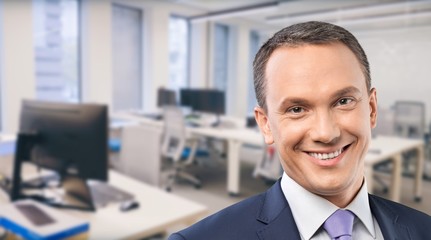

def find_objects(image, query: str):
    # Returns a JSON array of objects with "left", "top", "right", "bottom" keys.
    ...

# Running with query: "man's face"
[{"left": 255, "top": 43, "right": 377, "bottom": 207}]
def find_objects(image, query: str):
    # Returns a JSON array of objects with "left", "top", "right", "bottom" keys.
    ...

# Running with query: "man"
[{"left": 168, "top": 21, "right": 431, "bottom": 240}]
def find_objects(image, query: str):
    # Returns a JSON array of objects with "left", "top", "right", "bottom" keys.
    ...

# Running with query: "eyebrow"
[
  {"left": 331, "top": 86, "right": 362, "bottom": 99},
  {"left": 277, "top": 86, "right": 362, "bottom": 111}
]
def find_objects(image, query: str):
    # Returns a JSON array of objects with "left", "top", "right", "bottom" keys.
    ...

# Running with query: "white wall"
[
  {"left": 0, "top": 1, "right": 35, "bottom": 134},
  {"left": 355, "top": 25, "right": 431, "bottom": 124},
  {"left": 226, "top": 25, "right": 250, "bottom": 118},
  {"left": 142, "top": 5, "right": 170, "bottom": 112},
  {"left": 81, "top": 0, "right": 113, "bottom": 107},
  {"left": 189, "top": 22, "right": 210, "bottom": 88}
]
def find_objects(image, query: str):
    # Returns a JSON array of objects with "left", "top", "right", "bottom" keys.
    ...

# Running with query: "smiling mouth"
[{"left": 307, "top": 145, "right": 350, "bottom": 160}]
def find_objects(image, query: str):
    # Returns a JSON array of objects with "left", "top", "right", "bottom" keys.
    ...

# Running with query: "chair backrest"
[
  {"left": 372, "top": 106, "right": 395, "bottom": 137},
  {"left": 253, "top": 143, "right": 283, "bottom": 181},
  {"left": 160, "top": 106, "right": 186, "bottom": 161},
  {"left": 393, "top": 101, "right": 425, "bottom": 139},
  {"left": 119, "top": 125, "right": 163, "bottom": 186}
]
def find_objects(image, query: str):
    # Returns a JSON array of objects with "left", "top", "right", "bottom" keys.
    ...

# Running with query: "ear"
[
  {"left": 368, "top": 88, "right": 378, "bottom": 128},
  {"left": 254, "top": 106, "right": 274, "bottom": 145}
]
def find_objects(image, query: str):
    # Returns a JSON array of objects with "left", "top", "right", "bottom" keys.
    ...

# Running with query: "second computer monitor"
[
  {"left": 180, "top": 89, "right": 225, "bottom": 115},
  {"left": 157, "top": 88, "right": 177, "bottom": 107}
]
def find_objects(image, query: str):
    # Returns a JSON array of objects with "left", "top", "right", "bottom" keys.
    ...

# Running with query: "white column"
[
  {"left": 142, "top": 6, "right": 170, "bottom": 112},
  {"left": 189, "top": 22, "right": 210, "bottom": 88},
  {"left": 0, "top": 1, "right": 36, "bottom": 133},
  {"left": 81, "top": 0, "right": 113, "bottom": 107},
  {"left": 228, "top": 25, "right": 250, "bottom": 118}
]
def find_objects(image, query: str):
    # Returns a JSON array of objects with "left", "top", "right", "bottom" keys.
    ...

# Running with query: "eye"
[
  {"left": 287, "top": 106, "right": 304, "bottom": 114},
  {"left": 336, "top": 98, "right": 353, "bottom": 106}
]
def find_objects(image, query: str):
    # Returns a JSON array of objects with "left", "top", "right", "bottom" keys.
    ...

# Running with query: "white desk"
[
  {"left": 0, "top": 145, "right": 208, "bottom": 239},
  {"left": 65, "top": 171, "right": 208, "bottom": 239},
  {"left": 0, "top": 169, "right": 208, "bottom": 239},
  {"left": 364, "top": 136, "right": 424, "bottom": 202}
]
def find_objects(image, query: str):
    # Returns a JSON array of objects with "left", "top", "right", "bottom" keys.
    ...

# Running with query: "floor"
[{"left": 160, "top": 158, "right": 431, "bottom": 239}]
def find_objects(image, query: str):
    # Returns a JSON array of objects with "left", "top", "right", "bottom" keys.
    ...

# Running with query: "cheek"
[
  {"left": 337, "top": 108, "right": 372, "bottom": 163},
  {"left": 342, "top": 106, "right": 373, "bottom": 136},
  {"left": 273, "top": 120, "right": 307, "bottom": 151}
]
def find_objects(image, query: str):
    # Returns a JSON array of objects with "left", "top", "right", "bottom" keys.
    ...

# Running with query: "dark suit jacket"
[{"left": 168, "top": 180, "right": 431, "bottom": 240}]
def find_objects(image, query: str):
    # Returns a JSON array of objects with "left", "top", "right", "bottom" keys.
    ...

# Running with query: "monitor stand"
[
  {"left": 61, "top": 175, "right": 96, "bottom": 211},
  {"left": 11, "top": 132, "right": 39, "bottom": 201},
  {"left": 211, "top": 114, "right": 221, "bottom": 127},
  {"left": 62, "top": 175, "right": 134, "bottom": 211}
]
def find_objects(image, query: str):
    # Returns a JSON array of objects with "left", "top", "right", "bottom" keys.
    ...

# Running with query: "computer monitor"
[
  {"left": 11, "top": 100, "right": 108, "bottom": 202},
  {"left": 180, "top": 89, "right": 225, "bottom": 115},
  {"left": 157, "top": 88, "right": 177, "bottom": 107}
]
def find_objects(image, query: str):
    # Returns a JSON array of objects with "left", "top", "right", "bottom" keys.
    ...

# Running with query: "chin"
[{"left": 312, "top": 178, "right": 350, "bottom": 194}]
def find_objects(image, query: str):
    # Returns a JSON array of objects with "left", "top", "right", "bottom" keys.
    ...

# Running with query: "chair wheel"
[
  {"left": 166, "top": 187, "right": 172, "bottom": 192},
  {"left": 194, "top": 184, "right": 201, "bottom": 189}
]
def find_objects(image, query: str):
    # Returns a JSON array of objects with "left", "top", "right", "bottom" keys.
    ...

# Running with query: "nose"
[{"left": 309, "top": 111, "right": 340, "bottom": 144}]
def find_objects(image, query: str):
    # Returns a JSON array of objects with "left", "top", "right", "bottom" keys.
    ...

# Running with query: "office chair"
[
  {"left": 371, "top": 106, "right": 395, "bottom": 192},
  {"left": 393, "top": 101, "right": 426, "bottom": 175},
  {"left": 253, "top": 143, "right": 283, "bottom": 185},
  {"left": 373, "top": 102, "right": 426, "bottom": 193},
  {"left": 161, "top": 106, "right": 202, "bottom": 191},
  {"left": 393, "top": 101, "right": 425, "bottom": 139}
]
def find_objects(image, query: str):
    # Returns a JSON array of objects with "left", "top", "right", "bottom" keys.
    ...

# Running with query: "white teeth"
[{"left": 309, "top": 148, "right": 343, "bottom": 160}]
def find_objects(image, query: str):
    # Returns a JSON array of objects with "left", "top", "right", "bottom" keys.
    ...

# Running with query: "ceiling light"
[
  {"left": 336, "top": 10, "right": 431, "bottom": 28},
  {"left": 266, "top": 1, "right": 431, "bottom": 25},
  {"left": 189, "top": 1, "right": 279, "bottom": 24}
]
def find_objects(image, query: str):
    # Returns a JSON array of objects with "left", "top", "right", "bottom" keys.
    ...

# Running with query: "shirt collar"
[{"left": 280, "top": 172, "right": 376, "bottom": 240}]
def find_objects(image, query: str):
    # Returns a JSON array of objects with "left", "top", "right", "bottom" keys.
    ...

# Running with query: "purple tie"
[{"left": 323, "top": 209, "right": 355, "bottom": 240}]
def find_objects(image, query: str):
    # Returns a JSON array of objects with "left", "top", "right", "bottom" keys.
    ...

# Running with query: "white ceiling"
[{"left": 165, "top": 0, "right": 431, "bottom": 32}]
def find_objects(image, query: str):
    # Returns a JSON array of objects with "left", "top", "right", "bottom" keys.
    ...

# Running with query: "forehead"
[{"left": 264, "top": 43, "right": 367, "bottom": 105}]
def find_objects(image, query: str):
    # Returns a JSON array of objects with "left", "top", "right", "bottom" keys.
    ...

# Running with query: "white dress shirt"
[{"left": 280, "top": 172, "right": 384, "bottom": 240}]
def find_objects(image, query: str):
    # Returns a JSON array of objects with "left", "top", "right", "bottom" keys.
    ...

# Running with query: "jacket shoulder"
[
  {"left": 169, "top": 192, "right": 266, "bottom": 240},
  {"left": 370, "top": 194, "right": 431, "bottom": 235}
]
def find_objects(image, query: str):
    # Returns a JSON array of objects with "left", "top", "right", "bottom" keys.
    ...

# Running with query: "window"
[
  {"left": 248, "top": 30, "right": 261, "bottom": 114},
  {"left": 33, "top": 0, "right": 80, "bottom": 102},
  {"left": 213, "top": 23, "right": 229, "bottom": 91},
  {"left": 112, "top": 4, "right": 143, "bottom": 111},
  {"left": 169, "top": 16, "right": 189, "bottom": 92},
  {"left": 0, "top": 2, "right": 2, "bottom": 130}
]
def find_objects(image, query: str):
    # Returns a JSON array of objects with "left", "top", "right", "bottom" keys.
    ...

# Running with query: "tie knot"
[{"left": 323, "top": 209, "right": 355, "bottom": 240}]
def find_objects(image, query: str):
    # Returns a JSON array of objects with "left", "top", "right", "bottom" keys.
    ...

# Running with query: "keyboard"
[
  {"left": 134, "top": 112, "right": 163, "bottom": 120},
  {"left": 88, "top": 181, "right": 134, "bottom": 207},
  {"left": 16, "top": 203, "right": 56, "bottom": 226}
]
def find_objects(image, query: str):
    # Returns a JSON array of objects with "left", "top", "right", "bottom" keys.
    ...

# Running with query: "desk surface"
[
  {"left": 364, "top": 135, "right": 424, "bottom": 202},
  {"left": 365, "top": 135, "right": 423, "bottom": 164},
  {"left": 65, "top": 171, "right": 208, "bottom": 239},
  {"left": 0, "top": 159, "right": 208, "bottom": 239}
]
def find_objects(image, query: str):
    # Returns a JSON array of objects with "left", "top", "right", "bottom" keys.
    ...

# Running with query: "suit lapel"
[
  {"left": 255, "top": 185, "right": 413, "bottom": 240},
  {"left": 369, "top": 195, "right": 411, "bottom": 240},
  {"left": 255, "top": 180, "right": 301, "bottom": 240}
]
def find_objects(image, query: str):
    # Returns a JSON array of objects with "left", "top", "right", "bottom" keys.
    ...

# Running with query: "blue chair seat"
[
  {"left": 181, "top": 147, "right": 209, "bottom": 159},
  {"left": 109, "top": 138, "right": 121, "bottom": 152}
]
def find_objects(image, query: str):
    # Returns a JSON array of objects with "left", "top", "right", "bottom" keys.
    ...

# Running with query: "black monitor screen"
[
  {"left": 18, "top": 100, "right": 108, "bottom": 181},
  {"left": 157, "top": 88, "right": 177, "bottom": 107},
  {"left": 180, "top": 89, "right": 225, "bottom": 115}
]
